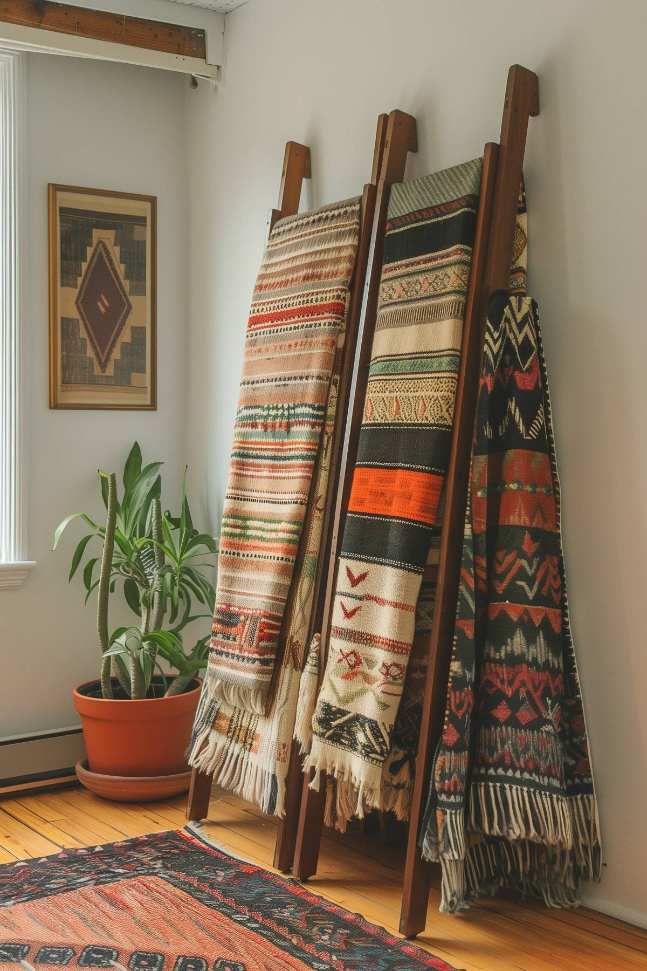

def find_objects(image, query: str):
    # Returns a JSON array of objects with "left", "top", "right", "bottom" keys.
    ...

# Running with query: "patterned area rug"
[{"left": 0, "top": 829, "right": 455, "bottom": 971}]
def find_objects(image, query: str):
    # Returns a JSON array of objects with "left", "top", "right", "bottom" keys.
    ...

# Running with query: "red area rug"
[{"left": 0, "top": 828, "right": 455, "bottom": 970}]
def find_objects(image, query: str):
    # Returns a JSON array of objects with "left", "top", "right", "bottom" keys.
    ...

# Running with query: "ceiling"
[{"left": 166, "top": 0, "right": 248, "bottom": 11}]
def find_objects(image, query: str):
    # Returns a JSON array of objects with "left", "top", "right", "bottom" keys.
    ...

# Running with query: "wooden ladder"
[{"left": 287, "top": 65, "right": 540, "bottom": 943}]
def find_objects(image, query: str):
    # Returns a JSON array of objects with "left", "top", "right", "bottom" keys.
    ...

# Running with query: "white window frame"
[{"left": 0, "top": 50, "right": 33, "bottom": 590}]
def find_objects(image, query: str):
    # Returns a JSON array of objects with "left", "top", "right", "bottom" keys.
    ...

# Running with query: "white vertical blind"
[{"left": 0, "top": 51, "right": 25, "bottom": 571}]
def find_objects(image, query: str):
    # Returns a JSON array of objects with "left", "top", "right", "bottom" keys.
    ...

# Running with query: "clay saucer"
[{"left": 75, "top": 760, "right": 191, "bottom": 802}]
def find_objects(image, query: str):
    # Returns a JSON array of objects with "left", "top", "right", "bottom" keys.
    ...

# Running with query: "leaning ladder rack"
[{"left": 288, "top": 64, "right": 540, "bottom": 941}]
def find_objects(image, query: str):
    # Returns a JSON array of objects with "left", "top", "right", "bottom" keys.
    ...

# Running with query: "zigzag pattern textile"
[
  {"left": 202, "top": 198, "right": 361, "bottom": 716},
  {"left": 420, "top": 290, "right": 601, "bottom": 911},
  {"left": 305, "top": 159, "right": 483, "bottom": 818}
]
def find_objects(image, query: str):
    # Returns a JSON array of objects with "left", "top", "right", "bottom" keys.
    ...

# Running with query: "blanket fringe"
[
  {"left": 188, "top": 664, "right": 301, "bottom": 818},
  {"left": 189, "top": 721, "right": 282, "bottom": 816},
  {"left": 469, "top": 781, "right": 574, "bottom": 848},
  {"left": 304, "top": 741, "right": 381, "bottom": 827},
  {"left": 317, "top": 762, "right": 413, "bottom": 831},
  {"left": 422, "top": 789, "right": 601, "bottom": 913},
  {"left": 211, "top": 679, "right": 268, "bottom": 717},
  {"left": 293, "top": 633, "right": 320, "bottom": 755}
]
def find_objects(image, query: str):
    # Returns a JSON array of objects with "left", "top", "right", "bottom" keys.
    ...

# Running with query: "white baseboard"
[
  {"left": 582, "top": 891, "right": 647, "bottom": 931},
  {"left": 0, "top": 725, "right": 85, "bottom": 795}
]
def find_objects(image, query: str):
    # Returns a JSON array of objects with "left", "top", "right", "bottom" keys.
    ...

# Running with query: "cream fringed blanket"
[
  {"left": 304, "top": 160, "right": 484, "bottom": 819},
  {"left": 204, "top": 199, "right": 361, "bottom": 717},
  {"left": 190, "top": 200, "right": 359, "bottom": 815}
]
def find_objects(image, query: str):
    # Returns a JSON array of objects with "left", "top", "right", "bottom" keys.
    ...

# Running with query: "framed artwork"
[{"left": 48, "top": 184, "right": 157, "bottom": 410}]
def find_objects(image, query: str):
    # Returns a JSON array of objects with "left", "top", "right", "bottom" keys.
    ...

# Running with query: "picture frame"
[{"left": 48, "top": 184, "right": 157, "bottom": 410}]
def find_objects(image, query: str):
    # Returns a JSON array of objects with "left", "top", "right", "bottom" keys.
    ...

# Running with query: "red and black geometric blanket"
[{"left": 420, "top": 291, "right": 601, "bottom": 910}]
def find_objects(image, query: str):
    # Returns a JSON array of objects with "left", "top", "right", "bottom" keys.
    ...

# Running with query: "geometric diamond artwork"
[
  {"left": 75, "top": 240, "right": 133, "bottom": 372},
  {"left": 49, "top": 183, "right": 156, "bottom": 410}
]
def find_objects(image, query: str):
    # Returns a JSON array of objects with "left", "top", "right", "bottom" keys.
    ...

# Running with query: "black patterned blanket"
[{"left": 420, "top": 291, "right": 601, "bottom": 911}]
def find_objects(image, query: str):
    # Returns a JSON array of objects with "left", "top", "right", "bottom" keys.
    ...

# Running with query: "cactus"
[
  {"left": 98, "top": 472, "right": 117, "bottom": 699},
  {"left": 148, "top": 497, "right": 165, "bottom": 633}
]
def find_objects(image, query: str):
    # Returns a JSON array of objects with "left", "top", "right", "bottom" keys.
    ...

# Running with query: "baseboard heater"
[{"left": 0, "top": 726, "right": 85, "bottom": 797}]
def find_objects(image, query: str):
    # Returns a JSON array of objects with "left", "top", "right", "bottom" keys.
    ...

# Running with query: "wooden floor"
[{"left": 1, "top": 786, "right": 646, "bottom": 971}]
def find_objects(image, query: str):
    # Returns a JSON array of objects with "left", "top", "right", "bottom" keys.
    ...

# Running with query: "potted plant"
[{"left": 53, "top": 443, "right": 216, "bottom": 801}]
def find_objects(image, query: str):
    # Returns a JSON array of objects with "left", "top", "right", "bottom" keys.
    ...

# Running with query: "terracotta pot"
[{"left": 73, "top": 678, "right": 200, "bottom": 778}]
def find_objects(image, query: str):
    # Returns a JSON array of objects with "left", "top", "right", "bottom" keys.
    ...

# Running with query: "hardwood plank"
[
  {"left": 0, "top": 807, "right": 60, "bottom": 858},
  {"left": 0, "top": 798, "right": 84, "bottom": 849},
  {"left": 0, "top": 0, "right": 206, "bottom": 58},
  {"left": 1, "top": 788, "right": 646, "bottom": 971}
]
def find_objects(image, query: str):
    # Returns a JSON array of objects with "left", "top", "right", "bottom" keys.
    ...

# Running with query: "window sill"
[{"left": 0, "top": 561, "right": 36, "bottom": 590}]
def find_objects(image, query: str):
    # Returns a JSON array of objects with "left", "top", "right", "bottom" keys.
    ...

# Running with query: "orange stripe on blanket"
[{"left": 347, "top": 466, "right": 444, "bottom": 525}]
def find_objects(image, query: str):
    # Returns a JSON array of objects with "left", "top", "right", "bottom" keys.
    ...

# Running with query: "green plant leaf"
[
  {"left": 52, "top": 513, "right": 99, "bottom": 551},
  {"left": 141, "top": 646, "right": 154, "bottom": 694},
  {"left": 114, "top": 655, "right": 131, "bottom": 695},
  {"left": 83, "top": 557, "right": 98, "bottom": 593},
  {"left": 113, "top": 528, "right": 136, "bottom": 559},
  {"left": 123, "top": 442, "right": 142, "bottom": 491},
  {"left": 122, "top": 463, "right": 163, "bottom": 534},
  {"left": 68, "top": 534, "right": 93, "bottom": 581},
  {"left": 102, "top": 643, "right": 129, "bottom": 659},
  {"left": 181, "top": 493, "right": 193, "bottom": 534},
  {"left": 138, "top": 475, "right": 161, "bottom": 535},
  {"left": 144, "top": 630, "right": 187, "bottom": 672},
  {"left": 84, "top": 579, "right": 100, "bottom": 605},
  {"left": 124, "top": 577, "right": 141, "bottom": 617}
]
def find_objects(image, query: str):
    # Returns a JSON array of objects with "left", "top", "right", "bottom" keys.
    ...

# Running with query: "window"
[{"left": 0, "top": 51, "right": 31, "bottom": 589}]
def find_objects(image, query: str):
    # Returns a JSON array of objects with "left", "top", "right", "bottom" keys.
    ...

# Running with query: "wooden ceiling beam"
[{"left": 0, "top": 0, "right": 207, "bottom": 59}]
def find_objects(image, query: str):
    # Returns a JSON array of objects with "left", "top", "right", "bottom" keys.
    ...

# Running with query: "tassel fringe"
[
  {"left": 421, "top": 786, "right": 601, "bottom": 913},
  {"left": 188, "top": 664, "right": 301, "bottom": 818},
  {"left": 304, "top": 741, "right": 382, "bottom": 828},
  {"left": 211, "top": 679, "right": 269, "bottom": 717},
  {"left": 189, "top": 720, "right": 282, "bottom": 816},
  {"left": 293, "top": 633, "right": 321, "bottom": 754}
]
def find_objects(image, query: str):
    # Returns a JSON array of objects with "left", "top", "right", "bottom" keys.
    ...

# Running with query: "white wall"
[
  {"left": 183, "top": 0, "right": 647, "bottom": 927},
  {"left": 0, "top": 53, "right": 188, "bottom": 736}
]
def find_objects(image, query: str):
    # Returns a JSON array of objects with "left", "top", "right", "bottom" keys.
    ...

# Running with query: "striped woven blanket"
[
  {"left": 318, "top": 192, "right": 531, "bottom": 831},
  {"left": 305, "top": 159, "right": 483, "bottom": 816},
  {"left": 206, "top": 198, "right": 361, "bottom": 716},
  {"left": 189, "top": 373, "right": 340, "bottom": 814},
  {"left": 420, "top": 291, "right": 601, "bottom": 911}
]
